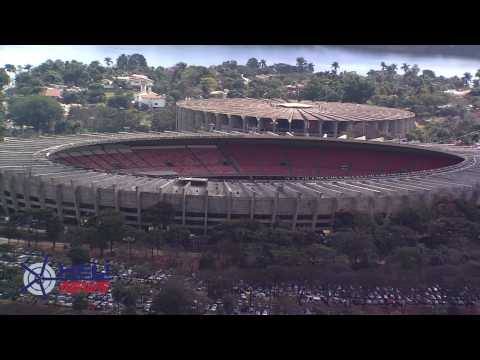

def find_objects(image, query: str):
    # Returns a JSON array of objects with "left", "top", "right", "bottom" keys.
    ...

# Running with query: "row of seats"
[{"left": 56, "top": 144, "right": 460, "bottom": 177}]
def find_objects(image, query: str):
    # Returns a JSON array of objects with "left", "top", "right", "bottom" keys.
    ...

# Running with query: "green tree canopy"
[{"left": 8, "top": 96, "right": 64, "bottom": 132}]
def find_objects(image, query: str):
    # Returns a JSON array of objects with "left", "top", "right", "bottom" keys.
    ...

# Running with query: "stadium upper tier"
[
  {"left": 176, "top": 98, "right": 416, "bottom": 138},
  {"left": 0, "top": 131, "right": 478, "bottom": 233}
]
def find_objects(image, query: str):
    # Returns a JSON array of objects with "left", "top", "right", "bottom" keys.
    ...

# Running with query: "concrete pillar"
[
  {"left": 318, "top": 121, "right": 323, "bottom": 137},
  {"left": 23, "top": 174, "right": 32, "bottom": 210},
  {"left": 113, "top": 185, "right": 120, "bottom": 212},
  {"left": 292, "top": 193, "right": 301, "bottom": 230},
  {"left": 227, "top": 191, "right": 232, "bottom": 221},
  {"left": 250, "top": 192, "right": 256, "bottom": 220},
  {"left": 311, "top": 196, "right": 321, "bottom": 230},
  {"left": 55, "top": 184, "right": 64, "bottom": 222},
  {"left": 304, "top": 120, "right": 309, "bottom": 135},
  {"left": 227, "top": 115, "right": 233, "bottom": 130},
  {"left": 71, "top": 181, "right": 81, "bottom": 225},
  {"left": 347, "top": 122, "right": 354, "bottom": 138},
  {"left": 38, "top": 180, "right": 46, "bottom": 210},
  {"left": 215, "top": 114, "right": 221, "bottom": 129},
  {"left": 332, "top": 122, "right": 339, "bottom": 138},
  {"left": 0, "top": 172, "right": 10, "bottom": 216},
  {"left": 136, "top": 186, "right": 142, "bottom": 229},
  {"left": 271, "top": 191, "right": 280, "bottom": 228},
  {"left": 203, "top": 191, "right": 209, "bottom": 235},
  {"left": 329, "top": 197, "right": 338, "bottom": 227},
  {"left": 91, "top": 185, "right": 99, "bottom": 216},
  {"left": 9, "top": 176, "right": 19, "bottom": 212},
  {"left": 242, "top": 116, "right": 247, "bottom": 132},
  {"left": 272, "top": 119, "right": 277, "bottom": 133},
  {"left": 362, "top": 121, "right": 367, "bottom": 137}
]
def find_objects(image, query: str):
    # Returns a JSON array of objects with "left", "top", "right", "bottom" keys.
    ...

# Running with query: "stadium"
[
  {"left": 176, "top": 98, "right": 416, "bottom": 138},
  {"left": 0, "top": 99, "right": 479, "bottom": 234}
]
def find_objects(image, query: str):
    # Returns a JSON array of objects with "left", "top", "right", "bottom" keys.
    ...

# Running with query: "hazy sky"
[{"left": 1, "top": 45, "right": 479, "bottom": 77}]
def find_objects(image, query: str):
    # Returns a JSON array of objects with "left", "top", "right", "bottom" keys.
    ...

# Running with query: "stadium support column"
[
  {"left": 318, "top": 121, "right": 323, "bottom": 137},
  {"left": 9, "top": 176, "right": 19, "bottom": 213},
  {"left": 346, "top": 122, "right": 354, "bottom": 138},
  {"left": 311, "top": 195, "right": 321, "bottom": 230},
  {"left": 181, "top": 182, "right": 191, "bottom": 226},
  {"left": 38, "top": 179, "right": 46, "bottom": 210},
  {"left": 292, "top": 193, "right": 301, "bottom": 230},
  {"left": 0, "top": 171, "right": 10, "bottom": 216},
  {"left": 332, "top": 122, "right": 338, "bottom": 138},
  {"left": 362, "top": 121, "right": 367, "bottom": 137},
  {"left": 271, "top": 190, "right": 280, "bottom": 228},
  {"left": 203, "top": 191, "right": 209, "bottom": 235},
  {"left": 91, "top": 185, "right": 99, "bottom": 217},
  {"left": 215, "top": 114, "right": 221, "bottom": 129},
  {"left": 329, "top": 197, "right": 338, "bottom": 228},
  {"left": 55, "top": 183, "right": 64, "bottom": 222},
  {"left": 250, "top": 191, "right": 256, "bottom": 220},
  {"left": 272, "top": 119, "right": 277, "bottom": 133},
  {"left": 242, "top": 116, "right": 247, "bottom": 132},
  {"left": 113, "top": 184, "right": 120, "bottom": 212},
  {"left": 303, "top": 119, "right": 309, "bottom": 136},
  {"left": 136, "top": 186, "right": 142, "bottom": 229},
  {"left": 71, "top": 180, "right": 81, "bottom": 225},
  {"left": 23, "top": 171, "right": 32, "bottom": 210},
  {"left": 227, "top": 115, "right": 233, "bottom": 131}
]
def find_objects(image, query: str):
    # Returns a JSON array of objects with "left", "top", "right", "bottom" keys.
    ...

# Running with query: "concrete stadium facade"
[
  {"left": 176, "top": 98, "right": 416, "bottom": 139},
  {"left": 0, "top": 132, "right": 479, "bottom": 235}
]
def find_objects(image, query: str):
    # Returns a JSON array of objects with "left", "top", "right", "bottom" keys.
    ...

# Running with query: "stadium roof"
[{"left": 177, "top": 98, "right": 415, "bottom": 122}]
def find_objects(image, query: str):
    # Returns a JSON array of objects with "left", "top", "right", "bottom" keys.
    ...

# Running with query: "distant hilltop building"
[
  {"left": 135, "top": 92, "right": 166, "bottom": 109},
  {"left": 443, "top": 89, "right": 471, "bottom": 97},
  {"left": 115, "top": 74, "right": 165, "bottom": 109},
  {"left": 42, "top": 87, "right": 62, "bottom": 99},
  {"left": 115, "top": 74, "right": 154, "bottom": 93},
  {"left": 209, "top": 90, "right": 229, "bottom": 99}
]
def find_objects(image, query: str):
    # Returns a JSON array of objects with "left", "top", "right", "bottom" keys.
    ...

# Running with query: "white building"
[{"left": 135, "top": 92, "right": 166, "bottom": 109}]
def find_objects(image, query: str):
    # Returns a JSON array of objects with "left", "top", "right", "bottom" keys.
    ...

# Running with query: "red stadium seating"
[{"left": 59, "top": 143, "right": 461, "bottom": 178}]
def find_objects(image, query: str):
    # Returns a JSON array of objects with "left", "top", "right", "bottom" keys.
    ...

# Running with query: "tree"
[
  {"left": 331, "top": 61, "right": 340, "bottom": 75},
  {"left": 164, "top": 225, "right": 190, "bottom": 248},
  {"left": 246, "top": 58, "right": 259, "bottom": 69},
  {"left": 143, "top": 201, "right": 176, "bottom": 230},
  {"left": 8, "top": 96, "right": 64, "bottom": 133},
  {"left": 95, "top": 210, "right": 125, "bottom": 254},
  {"left": 45, "top": 215, "right": 64, "bottom": 249},
  {"left": 67, "top": 247, "right": 90, "bottom": 265},
  {"left": 329, "top": 231, "right": 377, "bottom": 269},
  {"left": 463, "top": 72, "right": 472, "bottom": 87},
  {"left": 4, "top": 64, "right": 16, "bottom": 73},
  {"left": 0, "top": 69, "right": 9, "bottom": 88},
  {"left": 104, "top": 57, "right": 112, "bottom": 68},
  {"left": 112, "top": 284, "right": 138, "bottom": 314},
  {"left": 2, "top": 221, "right": 20, "bottom": 245},
  {"left": 107, "top": 94, "right": 133, "bottom": 109},
  {"left": 72, "top": 292, "right": 89, "bottom": 313},
  {"left": 401, "top": 63, "right": 410, "bottom": 73},
  {"left": 259, "top": 59, "right": 267, "bottom": 69},
  {"left": 86, "top": 84, "right": 106, "bottom": 104},
  {"left": 296, "top": 57, "right": 308, "bottom": 72},
  {"left": 222, "top": 294, "right": 235, "bottom": 314},
  {"left": 151, "top": 279, "right": 196, "bottom": 314},
  {"left": 341, "top": 73, "right": 375, "bottom": 103}
]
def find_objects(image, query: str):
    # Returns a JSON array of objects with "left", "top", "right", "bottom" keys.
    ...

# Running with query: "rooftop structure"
[{"left": 176, "top": 98, "right": 416, "bottom": 139}]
